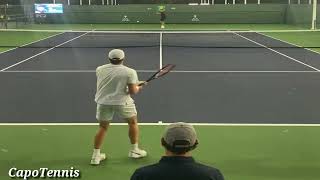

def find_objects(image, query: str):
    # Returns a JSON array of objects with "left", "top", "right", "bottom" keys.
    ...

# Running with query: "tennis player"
[
  {"left": 91, "top": 49, "right": 147, "bottom": 165},
  {"left": 0, "top": 14, "right": 6, "bottom": 29},
  {"left": 159, "top": 7, "right": 166, "bottom": 29}
]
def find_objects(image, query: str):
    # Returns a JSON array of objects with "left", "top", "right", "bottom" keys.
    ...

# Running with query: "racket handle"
[{"left": 138, "top": 81, "right": 148, "bottom": 86}]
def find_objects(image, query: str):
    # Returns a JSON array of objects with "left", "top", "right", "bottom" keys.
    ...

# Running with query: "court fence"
[{"left": 0, "top": 3, "right": 319, "bottom": 28}]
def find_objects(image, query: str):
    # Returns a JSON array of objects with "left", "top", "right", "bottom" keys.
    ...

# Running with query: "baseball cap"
[
  {"left": 163, "top": 122, "right": 197, "bottom": 148},
  {"left": 108, "top": 49, "right": 125, "bottom": 60}
]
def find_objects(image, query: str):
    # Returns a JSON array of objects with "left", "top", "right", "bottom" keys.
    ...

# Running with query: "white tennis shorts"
[{"left": 96, "top": 103, "right": 137, "bottom": 121}]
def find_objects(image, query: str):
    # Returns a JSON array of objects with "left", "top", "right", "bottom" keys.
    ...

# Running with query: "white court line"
[
  {"left": 1, "top": 70, "right": 320, "bottom": 73},
  {"left": 0, "top": 29, "right": 75, "bottom": 32},
  {"left": 0, "top": 32, "right": 91, "bottom": 72},
  {"left": 0, "top": 32, "right": 65, "bottom": 55},
  {"left": 0, "top": 70, "right": 157, "bottom": 73},
  {"left": 0, "top": 123, "right": 319, "bottom": 127},
  {"left": 170, "top": 70, "right": 320, "bottom": 73},
  {"left": 233, "top": 32, "right": 320, "bottom": 72},
  {"left": 256, "top": 32, "right": 320, "bottom": 55},
  {"left": 1, "top": 29, "right": 320, "bottom": 33},
  {"left": 159, "top": 32, "right": 163, "bottom": 69}
]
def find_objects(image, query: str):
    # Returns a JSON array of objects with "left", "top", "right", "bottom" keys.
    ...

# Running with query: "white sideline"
[
  {"left": 256, "top": 32, "right": 320, "bottom": 55},
  {"left": 159, "top": 32, "right": 163, "bottom": 69},
  {"left": 0, "top": 123, "right": 319, "bottom": 127},
  {"left": 233, "top": 32, "right": 320, "bottom": 72},
  {"left": 0, "top": 32, "right": 65, "bottom": 55},
  {"left": 0, "top": 32, "right": 91, "bottom": 72}
]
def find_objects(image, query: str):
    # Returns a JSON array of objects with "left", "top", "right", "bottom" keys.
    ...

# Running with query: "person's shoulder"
[
  {"left": 131, "top": 163, "right": 160, "bottom": 180},
  {"left": 122, "top": 66, "right": 137, "bottom": 74},
  {"left": 96, "top": 65, "right": 103, "bottom": 73},
  {"left": 133, "top": 163, "right": 160, "bottom": 175},
  {"left": 123, "top": 65, "right": 136, "bottom": 71},
  {"left": 96, "top": 64, "right": 110, "bottom": 71},
  {"left": 194, "top": 162, "right": 224, "bottom": 179},
  {"left": 196, "top": 162, "right": 219, "bottom": 170}
]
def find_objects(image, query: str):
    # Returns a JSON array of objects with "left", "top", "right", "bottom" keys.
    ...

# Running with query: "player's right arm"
[
  {"left": 128, "top": 84, "right": 142, "bottom": 95},
  {"left": 127, "top": 69, "right": 144, "bottom": 95}
]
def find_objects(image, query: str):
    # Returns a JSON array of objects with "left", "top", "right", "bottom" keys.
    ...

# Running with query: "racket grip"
[{"left": 138, "top": 81, "right": 147, "bottom": 86}]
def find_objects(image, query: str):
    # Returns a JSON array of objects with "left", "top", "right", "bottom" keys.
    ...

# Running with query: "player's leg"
[
  {"left": 0, "top": 16, "right": 4, "bottom": 28},
  {"left": 0, "top": 16, "right": 3, "bottom": 27},
  {"left": 127, "top": 115, "right": 138, "bottom": 144},
  {"left": 94, "top": 121, "right": 110, "bottom": 150},
  {"left": 126, "top": 116, "right": 147, "bottom": 158},
  {"left": 91, "top": 104, "right": 113, "bottom": 165},
  {"left": 118, "top": 103, "right": 147, "bottom": 158},
  {"left": 160, "top": 20, "right": 165, "bottom": 29},
  {"left": 91, "top": 121, "right": 109, "bottom": 165}
]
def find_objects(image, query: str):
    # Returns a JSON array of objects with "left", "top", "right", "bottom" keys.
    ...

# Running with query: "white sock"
[
  {"left": 92, "top": 149, "right": 100, "bottom": 157},
  {"left": 132, "top": 143, "right": 138, "bottom": 150}
]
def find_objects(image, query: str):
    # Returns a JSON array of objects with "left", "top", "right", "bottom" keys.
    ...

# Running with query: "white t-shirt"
[{"left": 95, "top": 64, "right": 139, "bottom": 105}]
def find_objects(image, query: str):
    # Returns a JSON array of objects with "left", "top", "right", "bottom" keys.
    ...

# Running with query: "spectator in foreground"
[{"left": 131, "top": 122, "right": 224, "bottom": 180}]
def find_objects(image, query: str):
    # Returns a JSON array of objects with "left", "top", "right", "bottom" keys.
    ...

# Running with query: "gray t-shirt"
[{"left": 95, "top": 64, "right": 139, "bottom": 105}]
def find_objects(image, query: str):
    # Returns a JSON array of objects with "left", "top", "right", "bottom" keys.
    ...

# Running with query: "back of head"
[
  {"left": 108, "top": 49, "right": 125, "bottom": 65},
  {"left": 158, "top": 5, "right": 165, "bottom": 12},
  {"left": 161, "top": 122, "right": 198, "bottom": 155}
]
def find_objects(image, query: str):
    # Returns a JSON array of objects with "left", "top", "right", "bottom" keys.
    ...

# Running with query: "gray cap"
[
  {"left": 108, "top": 49, "right": 125, "bottom": 60},
  {"left": 163, "top": 122, "right": 197, "bottom": 148}
]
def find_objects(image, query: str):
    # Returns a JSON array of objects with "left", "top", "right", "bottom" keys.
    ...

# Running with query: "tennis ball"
[{"left": 136, "top": 20, "right": 140, "bottom": 23}]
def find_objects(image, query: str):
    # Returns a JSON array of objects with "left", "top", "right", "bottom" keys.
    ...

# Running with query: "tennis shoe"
[
  {"left": 128, "top": 148, "right": 147, "bottom": 159},
  {"left": 90, "top": 153, "right": 106, "bottom": 165}
]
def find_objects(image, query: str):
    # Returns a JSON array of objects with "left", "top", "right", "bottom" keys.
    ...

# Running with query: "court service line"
[
  {"left": 233, "top": 32, "right": 320, "bottom": 72},
  {"left": 159, "top": 32, "right": 163, "bottom": 69},
  {"left": 0, "top": 123, "right": 319, "bottom": 127},
  {"left": 0, "top": 32, "right": 65, "bottom": 55},
  {"left": 256, "top": 32, "right": 320, "bottom": 55},
  {"left": 1, "top": 70, "right": 320, "bottom": 73},
  {"left": 0, "top": 32, "right": 91, "bottom": 72}
]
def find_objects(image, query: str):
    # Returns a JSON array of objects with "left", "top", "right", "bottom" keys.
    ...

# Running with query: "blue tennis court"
[{"left": 1, "top": 30, "right": 320, "bottom": 123}]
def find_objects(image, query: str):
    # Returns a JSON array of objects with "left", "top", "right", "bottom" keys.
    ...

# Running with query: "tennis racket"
[{"left": 139, "top": 64, "right": 176, "bottom": 86}]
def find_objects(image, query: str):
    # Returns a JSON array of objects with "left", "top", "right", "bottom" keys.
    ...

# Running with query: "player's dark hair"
[
  {"left": 161, "top": 138, "right": 198, "bottom": 155},
  {"left": 109, "top": 58, "right": 123, "bottom": 65}
]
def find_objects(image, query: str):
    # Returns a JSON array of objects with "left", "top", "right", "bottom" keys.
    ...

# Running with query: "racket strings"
[
  {"left": 145, "top": 64, "right": 176, "bottom": 83},
  {"left": 157, "top": 64, "right": 176, "bottom": 77}
]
